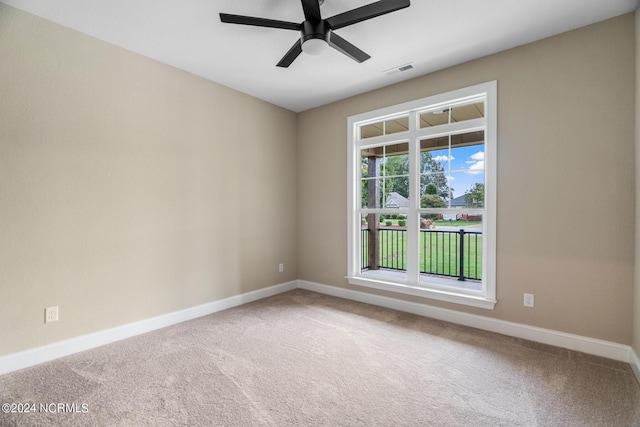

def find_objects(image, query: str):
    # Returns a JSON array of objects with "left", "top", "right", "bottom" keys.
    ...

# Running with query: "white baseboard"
[
  {"left": 298, "top": 280, "right": 632, "bottom": 363},
  {"left": 630, "top": 348, "right": 640, "bottom": 385},
  {"left": 0, "top": 281, "right": 298, "bottom": 376}
]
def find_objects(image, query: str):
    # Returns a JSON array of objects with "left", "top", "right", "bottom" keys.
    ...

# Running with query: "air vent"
[{"left": 383, "top": 62, "right": 415, "bottom": 76}]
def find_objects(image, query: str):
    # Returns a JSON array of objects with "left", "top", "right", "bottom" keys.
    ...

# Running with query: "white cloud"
[
  {"left": 465, "top": 152, "right": 485, "bottom": 174},
  {"left": 433, "top": 155, "right": 454, "bottom": 162},
  {"left": 446, "top": 175, "right": 455, "bottom": 182},
  {"left": 468, "top": 160, "right": 484, "bottom": 174}
]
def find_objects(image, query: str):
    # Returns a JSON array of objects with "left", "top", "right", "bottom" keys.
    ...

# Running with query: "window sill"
[{"left": 347, "top": 274, "right": 497, "bottom": 310}]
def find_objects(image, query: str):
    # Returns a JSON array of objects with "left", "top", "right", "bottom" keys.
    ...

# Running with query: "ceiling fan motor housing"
[{"left": 302, "top": 20, "right": 329, "bottom": 43}]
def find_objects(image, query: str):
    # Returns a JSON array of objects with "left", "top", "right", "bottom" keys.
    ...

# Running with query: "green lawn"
[
  {"left": 417, "top": 230, "right": 482, "bottom": 279},
  {"left": 366, "top": 229, "right": 482, "bottom": 280}
]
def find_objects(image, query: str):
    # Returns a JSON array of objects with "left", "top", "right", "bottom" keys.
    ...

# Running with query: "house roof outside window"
[
  {"left": 450, "top": 194, "right": 468, "bottom": 208},
  {"left": 385, "top": 192, "right": 409, "bottom": 209}
]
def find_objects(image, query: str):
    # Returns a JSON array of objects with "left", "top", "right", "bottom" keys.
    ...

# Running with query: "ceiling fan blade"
[
  {"left": 325, "top": 0, "right": 410, "bottom": 30},
  {"left": 220, "top": 13, "right": 300, "bottom": 31},
  {"left": 277, "top": 40, "right": 303, "bottom": 67},
  {"left": 301, "top": 0, "right": 322, "bottom": 22},
  {"left": 328, "top": 32, "right": 371, "bottom": 63}
]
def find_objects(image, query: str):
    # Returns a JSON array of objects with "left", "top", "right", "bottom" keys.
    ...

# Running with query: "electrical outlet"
[
  {"left": 524, "top": 294, "right": 534, "bottom": 308},
  {"left": 279, "top": 263, "right": 284, "bottom": 273},
  {"left": 45, "top": 306, "right": 59, "bottom": 323}
]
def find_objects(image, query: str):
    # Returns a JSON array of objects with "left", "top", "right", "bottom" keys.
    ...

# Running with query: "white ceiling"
[{"left": 2, "top": 0, "right": 638, "bottom": 112}]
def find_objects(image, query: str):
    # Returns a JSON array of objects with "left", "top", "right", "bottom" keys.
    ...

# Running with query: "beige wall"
[
  {"left": 298, "top": 14, "right": 636, "bottom": 345},
  {"left": 0, "top": 5, "right": 298, "bottom": 356},
  {"left": 634, "top": 7, "right": 640, "bottom": 356}
]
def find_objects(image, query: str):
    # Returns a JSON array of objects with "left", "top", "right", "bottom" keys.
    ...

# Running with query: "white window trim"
[{"left": 347, "top": 81, "right": 497, "bottom": 310}]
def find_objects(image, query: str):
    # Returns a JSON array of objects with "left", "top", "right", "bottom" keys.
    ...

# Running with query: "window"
[{"left": 347, "top": 82, "right": 497, "bottom": 309}]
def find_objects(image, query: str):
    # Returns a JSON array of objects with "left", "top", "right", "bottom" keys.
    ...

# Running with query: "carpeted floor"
[{"left": 1, "top": 289, "right": 639, "bottom": 426}]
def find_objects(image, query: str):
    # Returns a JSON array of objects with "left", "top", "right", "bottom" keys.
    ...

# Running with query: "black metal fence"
[{"left": 361, "top": 228, "right": 482, "bottom": 281}]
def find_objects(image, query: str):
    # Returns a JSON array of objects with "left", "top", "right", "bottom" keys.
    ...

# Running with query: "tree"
[
  {"left": 420, "top": 193, "right": 446, "bottom": 220},
  {"left": 421, "top": 175, "right": 446, "bottom": 217},
  {"left": 464, "top": 183, "right": 485, "bottom": 207},
  {"left": 381, "top": 154, "right": 409, "bottom": 200},
  {"left": 424, "top": 182, "right": 438, "bottom": 195},
  {"left": 420, "top": 152, "right": 451, "bottom": 201},
  {"left": 420, "top": 194, "right": 446, "bottom": 208}
]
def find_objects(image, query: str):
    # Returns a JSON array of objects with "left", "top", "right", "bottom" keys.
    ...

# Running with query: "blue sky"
[{"left": 428, "top": 144, "right": 484, "bottom": 199}]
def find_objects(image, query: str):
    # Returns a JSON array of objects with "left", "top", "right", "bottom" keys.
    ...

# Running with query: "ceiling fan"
[{"left": 219, "top": 0, "right": 411, "bottom": 68}]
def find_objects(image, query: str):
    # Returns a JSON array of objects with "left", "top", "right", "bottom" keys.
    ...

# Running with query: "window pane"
[
  {"left": 362, "top": 176, "right": 411, "bottom": 209},
  {"left": 419, "top": 110, "right": 449, "bottom": 128},
  {"left": 450, "top": 172, "right": 484, "bottom": 208},
  {"left": 384, "top": 176, "right": 410, "bottom": 208},
  {"left": 361, "top": 177, "right": 412, "bottom": 210},
  {"left": 385, "top": 116, "right": 409, "bottom": 134},
  {"left": 361, "top": 143, "right": 409, "bottom": 209},
  {"left": 382, "top": 142, "right": 409, "bottom": 164},
  {"left": 382, "top": 142, "right": 409, "bottom": 208},
  {"left": 421, "top": 131, "right": 484, "bottom": 152},
  {"left": 419, "top": 214, "right": 483, "bottom": 288},
  {"left": 449, "top": 141, "right": 484, "bottom": 208},
  {"left": 361, "top": 149, "right": 381, "bottom": 209},
  {"left": 452, "top": 130, "right": 485, "bottom": 148},
  {"left": 457, "top": 146, "right": 484, "bottom": 174},
  {"left": 451, "top": 101, "right": 484, "bottom": 123},
  {"left": 419, "top": 131, "right": 485, "bottom": 207},
  {"left": 361, "top": 148, "right": 381, "bottom": 178},
  {"left": 420, "top": 173, "right": 450, "bottom": 208},
  {"left": 381, "top": 143, "right": 409, "bottom": 177},
  {"left": 361, "top": 122, "right": 383, "bottom": 139},
  {"left": 360, "top": 213, "right": 378, "bottom": 271},
  {"left": 420, "top": 145, "right": 450, "bottom": 205},
  {"left": 420, "top": 136, "right": 449, "bottom": 152},
  {"left": 360, "top": 213, "right": 407, "bottom": 280},
  {"left": 419, "top": 101, "right": 484, "bottom": 128},
  {"left": 361, "top": 142, "right": 409, "bottom": 178},
  {"left": 360, "top": 116, "right": 409, "bottom": 138}
]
